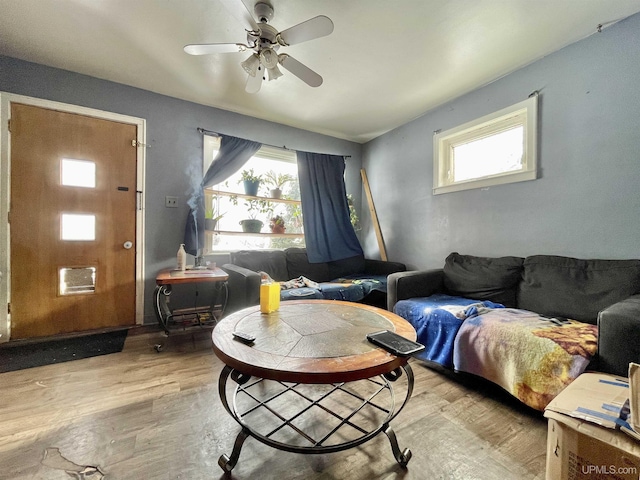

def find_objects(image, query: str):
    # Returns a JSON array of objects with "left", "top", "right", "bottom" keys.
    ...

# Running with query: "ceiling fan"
[{"left": 184, "top": 0, "right": 334, "bottom": 93}]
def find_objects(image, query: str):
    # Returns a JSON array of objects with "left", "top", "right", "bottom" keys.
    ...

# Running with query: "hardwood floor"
[{"left": 0, "top": 328, "right": 548, "bottom": 479}]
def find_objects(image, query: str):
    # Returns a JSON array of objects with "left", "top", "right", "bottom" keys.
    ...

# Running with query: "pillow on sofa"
[
  {"left": 443, "top": 252, "right": 524, "bottom": 307},
  {"left": 518, "top": 255, "right": 640, "bottom": 324},
  {"left": 328, "top": 254, "right": 366, "bottom": 280},
  {"left": 230, "top": 250, "right": 289, "bottom": 281},
  {"left": 285, "top": 248, "right": 333, "bottom": 282}
]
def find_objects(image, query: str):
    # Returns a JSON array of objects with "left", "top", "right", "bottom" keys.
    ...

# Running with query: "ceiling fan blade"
[
  {"left": 279, "top": 54, "right": 323, "bottom": 87},
  {"left": 278, "top": 16, "right": 334, "bottom": 46},
  {"left": 220, "top": 0, "right": 260, "bottom": 33},
  {"left": 184, "top": 43, "right": 246, "bottom": 55},
  {"left": 245, "top": 68, "right": 264, "bottom": 93}
]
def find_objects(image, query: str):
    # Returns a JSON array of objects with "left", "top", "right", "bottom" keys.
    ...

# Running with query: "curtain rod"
[{"left": 197, "top": 127, "right": 351, "bottom": 158}]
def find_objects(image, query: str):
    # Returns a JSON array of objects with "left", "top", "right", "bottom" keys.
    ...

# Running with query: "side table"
[{"left": 154, "top": 268, "right": 229, "bottom": 337}]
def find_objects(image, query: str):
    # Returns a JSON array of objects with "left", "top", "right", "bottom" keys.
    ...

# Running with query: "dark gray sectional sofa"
[
  {"left": 387, "top": 252, "right": 640, "bottom": 410},
  {"left": 221, "top": 248, "right": 406, "bottom": 314}
]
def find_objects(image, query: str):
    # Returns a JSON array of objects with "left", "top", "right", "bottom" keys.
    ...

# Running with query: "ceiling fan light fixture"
[
  {"left": 241, "top": 54, "right": 260, "bottom": 76},
  {"left": 267, "top": 64, "right": 283, "bottom": 81},
  {"left": 259, "top": 48, "right": 279, "bottom": 69}
]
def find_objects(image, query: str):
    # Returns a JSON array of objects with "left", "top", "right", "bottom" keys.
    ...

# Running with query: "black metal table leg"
[
  {"left": 383, "top": 424, "right": 412, "bottom": 468},
  {"left": 218, "top": 428, "right": 250, "bottom": 473},
  {"left": 382, "top": 364, "right": 413, "bottom": 467},
  {"left": 212, "top": 281, "right": 229, "bottom": 320},
  {"left": 153, "top": 284, "right": 172, "bottom": 335},
  {"left": 218, "top": 365, "right": 252, "bottom": 472}
]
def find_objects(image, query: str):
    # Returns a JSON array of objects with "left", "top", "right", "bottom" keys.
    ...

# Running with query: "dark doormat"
[{"left": 0, "top": 330, "right": 129, "bottom": 373}]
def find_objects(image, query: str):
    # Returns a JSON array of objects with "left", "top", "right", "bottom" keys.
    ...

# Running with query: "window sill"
[
  {"left": 433, "top": 170, "right": 537, "bottom": 195},
  {"left": 206, "top": 230, "right": 304, "bottom": 238}
]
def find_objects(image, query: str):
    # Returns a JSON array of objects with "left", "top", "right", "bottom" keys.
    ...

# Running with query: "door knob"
[{"left": 123, "top": 241, "right": 133, "bottom": 249}]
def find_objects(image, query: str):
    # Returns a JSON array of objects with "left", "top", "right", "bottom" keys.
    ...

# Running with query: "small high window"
[{"left": 433, "top": 96, "right": 538, "bottom": 195}]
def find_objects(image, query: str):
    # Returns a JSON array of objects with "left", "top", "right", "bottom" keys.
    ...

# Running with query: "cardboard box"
[
  {"left": 544, "top": 371, "right": 640, "bottom": 479},
  {"left": 630, "top": 363, "right": 640, "bottom": 439}
]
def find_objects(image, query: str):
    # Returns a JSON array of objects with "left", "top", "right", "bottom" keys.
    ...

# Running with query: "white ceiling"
[{"left": 2, "top": 0, "right": 640, "bottom": 143}]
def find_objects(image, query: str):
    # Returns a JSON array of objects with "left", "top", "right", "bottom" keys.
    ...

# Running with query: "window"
[
  {"left": 203, "top": 135, "right": 304, "bottom": 252},
  {"left": 61, "top": 213, "right": 95, "bottom": 241},
  {"left": 59, "top": 267, "right": 96, "bottom": 295},
  {"left": 61, "top": 159, "right": 96, "bottom": 188},
  {"left": 433, "top": 96, "right": 537, "bottom": 195}
]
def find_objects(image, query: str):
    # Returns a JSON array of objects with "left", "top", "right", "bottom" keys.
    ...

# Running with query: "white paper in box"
[{"left": 545, "top": 368, "right": 640, "bottom": 442}]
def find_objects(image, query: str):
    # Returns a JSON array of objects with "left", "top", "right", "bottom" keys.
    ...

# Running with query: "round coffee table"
[{"left": 212, "top": 300, "right": 417, "bottom": 473}]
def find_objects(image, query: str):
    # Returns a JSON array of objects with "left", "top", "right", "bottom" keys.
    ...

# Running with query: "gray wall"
[
  {"left": 3, "top": 10, "right": 639, "bottom": 321},
  {"left": 0, "top": 56, "right": 362, "bottom": 323},
  {"left": 362, "top": 12, "right": 640, "bottom": 270}
]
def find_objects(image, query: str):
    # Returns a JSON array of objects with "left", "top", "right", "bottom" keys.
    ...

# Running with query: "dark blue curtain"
[
  {"left": 183, "top": 135, "right": 262, "bottom": 255},
  {"left": 297, "top": 151, "right": 363, "bottom": 263}
]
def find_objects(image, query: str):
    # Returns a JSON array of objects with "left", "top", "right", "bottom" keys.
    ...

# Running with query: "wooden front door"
[{"left": 9, "top": 103, "right": 138, "bottom": 339}]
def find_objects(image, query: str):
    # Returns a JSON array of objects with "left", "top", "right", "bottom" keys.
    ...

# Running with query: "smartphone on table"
[{"left": 366, "top": 330, "right": 425, "bottom": 357}]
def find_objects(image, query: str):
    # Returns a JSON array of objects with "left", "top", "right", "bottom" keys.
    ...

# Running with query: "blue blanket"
[{"left": 393, "top": 294, "right": 504, "bottom": 367}]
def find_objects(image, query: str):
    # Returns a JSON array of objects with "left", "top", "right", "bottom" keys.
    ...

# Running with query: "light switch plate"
[{"left": 165, "top": 196, "right": 178, "bottom": 208}]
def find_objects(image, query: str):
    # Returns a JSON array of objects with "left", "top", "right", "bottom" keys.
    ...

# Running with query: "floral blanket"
[{"left": 453, "top": 308, "right": 598, "bottom": 411}]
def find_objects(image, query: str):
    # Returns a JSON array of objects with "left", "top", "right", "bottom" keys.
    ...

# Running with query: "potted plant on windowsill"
[
  {"left": 204, "top": 206, "right": 224, "bottom": 231},
  {"left": 204, "top": 195, "right": 224, "bottom": 231},
  {"left": 269, "top": 215, "right": 286, "bottom": 234},
  {"left": 239, "top": 169, "right": 262, "bottom": 197},
  {"left": 238, "top": 198, "right": 272, "bottom": 233},
  {"left": 264, "top": 171, "right": 294, "bottom": 199},
  {"left": 347, "top": 194, "right": 361, "bottom": 232}
]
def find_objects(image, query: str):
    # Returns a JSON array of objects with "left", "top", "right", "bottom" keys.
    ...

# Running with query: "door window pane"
[
  {"left": 61, "top": 159, "right": 96, "bottom": 188},
  {"left": 61, "top": 214, "right": 95, "bottom": 241},
  {"left": 59, "top": 267, "right": 96, "bottom": 295}
]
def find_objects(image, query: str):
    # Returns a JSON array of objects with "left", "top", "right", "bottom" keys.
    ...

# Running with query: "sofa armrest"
[
  {"left": 363, "top": 259, "right": 407, "bottom": 276},
  {"left": 220, "top": 263, "right": 261, "bottom": 315},
  {"left": 597, "top": 294, "right": 640, "bottom": 376},
  {"left": 387, "top": 269, "right": 445, "bottom": 311}
]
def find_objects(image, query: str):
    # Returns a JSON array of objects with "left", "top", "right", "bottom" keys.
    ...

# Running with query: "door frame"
[{"left": 0, "top": 92, "right": 146, "bottom": 342}]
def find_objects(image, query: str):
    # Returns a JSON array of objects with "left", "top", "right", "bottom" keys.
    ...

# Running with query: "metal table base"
[
  {"left": 217, "top": 363, "right": 414, "bottom": 472},
  {"left": 153, "top": 281, "right": 228, "bottom": 335}
]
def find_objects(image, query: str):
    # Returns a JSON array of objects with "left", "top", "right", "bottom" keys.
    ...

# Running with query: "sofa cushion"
[
  {"left": 328, "top": 254, "right": 366, "bottom": 279},
  {"left": 284, "top": 248, "right": 332, "bottom": 282},
  {"left": 230, "top": 250, "right": 289, "bottom": 281},
  {"left": 443, "top": 252, "right": 524, "bottom": 307},
  {"left": 518, "top": 255, "right": 640, "bottom": 324}
]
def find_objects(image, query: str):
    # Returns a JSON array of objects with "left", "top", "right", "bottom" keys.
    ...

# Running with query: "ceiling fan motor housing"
[
  {"left": 247, "top": 23, "right": 279, "bottom": 52},
  {"left": 254, "top": 2, "right": 274, "bottom": 23}
]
